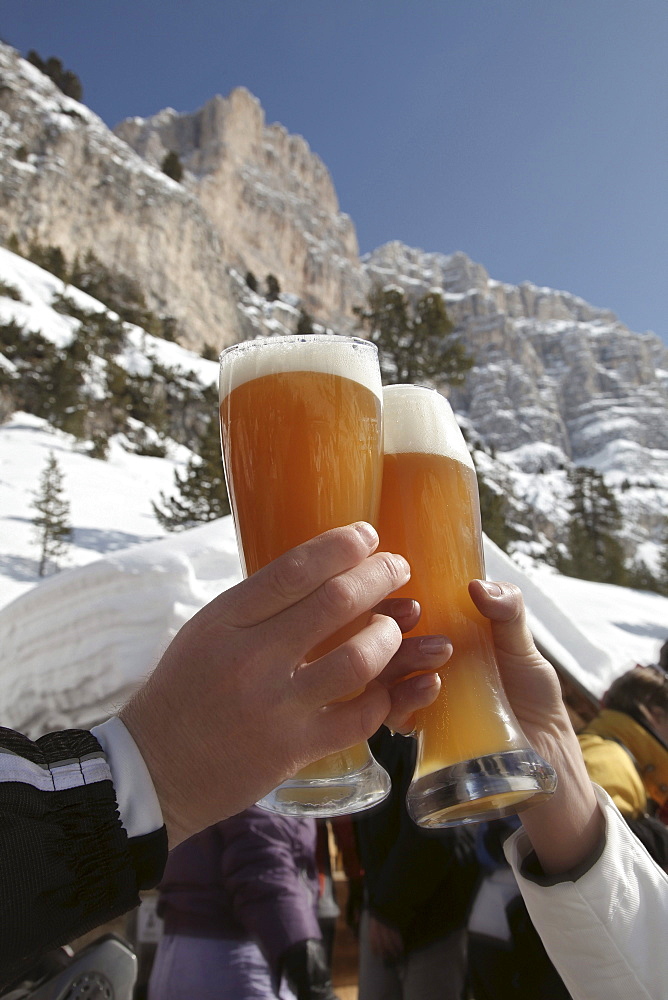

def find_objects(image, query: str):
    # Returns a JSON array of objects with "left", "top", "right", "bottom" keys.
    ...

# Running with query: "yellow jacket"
[{"left": 578, "top": 709, "right": 668, "bottom": 818}]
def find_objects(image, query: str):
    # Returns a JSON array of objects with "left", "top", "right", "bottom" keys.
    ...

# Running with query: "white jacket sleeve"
[
  {"left": 504, "top": 785, "right": 668, "bottom": 1000},
  {"left": 91, "top": 716, "right": 163, "bottom": 837}
]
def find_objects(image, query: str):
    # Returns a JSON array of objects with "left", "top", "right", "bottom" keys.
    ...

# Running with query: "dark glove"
[{"left": 281, "top": 938, "right": 340, "bottom": 1000}]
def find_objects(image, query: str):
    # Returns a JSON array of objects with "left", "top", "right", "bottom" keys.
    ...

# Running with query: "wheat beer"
[
  {"left": 218, "top": 335, "right": 389, "bottom": 815},
  {"left": 379, "top": 385, "right": 556, "bottom": 826}
]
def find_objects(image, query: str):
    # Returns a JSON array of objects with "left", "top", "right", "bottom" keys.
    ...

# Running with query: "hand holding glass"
[
  {"left": 218, "top": 335, "right": 390, "bottom": 816},
  {"left": 379, "top": 385, "right": 557, "bottom": 827}
]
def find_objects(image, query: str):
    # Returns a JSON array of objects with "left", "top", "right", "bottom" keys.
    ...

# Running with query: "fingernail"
[
  {"left": 391, "top": 553, "right": 411, "bottom": 577},
  {"left": 414, "top": 672, "right": 440, "bottom": 690},
  {"left": 354, "top": 521, "right": 378, "bottom": 548},
  {"left": 386, "top": 597, "right": 419, "bottom": 619},
  {"left": 478, "top": 580, "right": 503, "bottom": 597},
  {"left": 418, "top": 636, "right": 450, "bottom": 656}
]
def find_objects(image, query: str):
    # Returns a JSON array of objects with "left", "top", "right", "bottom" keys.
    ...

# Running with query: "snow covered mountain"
[
  {"left": 365, "top": 242, "right": 668, "bottom": 570},
  {"left": 0, "top": 41, "right": 241, "bottom": 352},
  {"left": 2, "top": 38, "right": 666, "bottom": 576}
]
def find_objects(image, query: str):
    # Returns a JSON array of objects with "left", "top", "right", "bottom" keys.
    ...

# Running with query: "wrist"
[
  {"left": 520, "top": 722, "right": 603, "bottom": 875},
  {"left": 118, "top": 690, "right": 193, "bottom": 849}
]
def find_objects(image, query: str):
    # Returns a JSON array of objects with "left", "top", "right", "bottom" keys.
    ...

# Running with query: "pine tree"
[
  {"left": 655, "top": 519, "right": 668, "bottom": 596},
  {"left": 26, "top": 242, "right": 67, "bottom": 281},
  {"left": 477, "top": 472, "right": 516, "bottom": 553},
  {"left": 200, "top": 343, "right": 219, "bottom": 361},
  {"left": 626, "top": 560, "right": 660, "bottom": 593},
  {"left": 161, "top": 151, "right": 183, "bottom": 183},
  {"left": 27, "top": 50, "right": 83, "bottom": 101},
  {"left": 558, "top": 467, "right": 627, "bottom": 585},
  {"left": 152, "top": 414, "right": 230, "bottom": 530},
  {"left": 265, "top": 274, "right": 281, "bottom": 301},
  {"left": 32, "top": 452, "right": 72, "bottom": 576},
  {"left": 245, "top": 271, "right": 258, "bottom": 293},
  {"left": 355, "top": 285, "right": 473, "bottom": 386},
  {"left": 50, "top": 334, "right": 89, "bottom": 439},
  {"left": 296, "top": 309, "right": 314, "bottom": 336}
]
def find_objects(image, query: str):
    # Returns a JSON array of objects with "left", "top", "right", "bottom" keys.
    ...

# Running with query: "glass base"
[
  {"left": 406, "top": 748, "right": 558, "bottom": 828},
  {"left": 256, "top": 756, "right": 391, "bottom": 818}
]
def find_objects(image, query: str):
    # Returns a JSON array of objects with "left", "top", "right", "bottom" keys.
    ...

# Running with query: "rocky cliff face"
[
  {"left": 0, "top": 42, "right": 242, "bottom": 350},
  {"left": 365, "top": 241, "right": 668, "bottom": 463},
  {"left": 114, "top": 87, "right": 366, "bottom": 326},
  {"left": 365, "top": 242, "right": 668, "bottom": 554}
]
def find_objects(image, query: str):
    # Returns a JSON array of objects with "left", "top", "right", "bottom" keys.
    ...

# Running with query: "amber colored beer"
[
  {"left": 378, "top": 386, "right": 518, "bottom": 781},
  {"left": 219, "top": 336, "right": 383, "bottom": 782}
]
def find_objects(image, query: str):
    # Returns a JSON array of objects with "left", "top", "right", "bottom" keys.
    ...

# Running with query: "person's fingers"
[
  {"left": 468, "top": 579, "right": 542, "bottom": 664},
  {"left": 374, "top": 597, "right": 421, "bottom": 633},
  {"left": 293, "top": 613, "right": 404, "bottom": 707},
  {"left": 310, "top": 552, "right": 410, "bottom": 633},
  {"left": 311, "top": 680, "right": 393, "bottom": 752},
  {"left": 273, "top": 550, "right": 411, "bottom": 665},
  {"left": 204, "top": 522, "right": 381, "bottom": 629},
  {"left": 385, "top": 669, "right": 442, "bottom": 734},
  {"left": 377, "top": 633, "right": 452, "bottom": 688},
  {"left": 468, "top": 579, "right": 563, "bottom": 734},
  {"left": 310, "top": 651, "right": 443, "bottom": 752}
]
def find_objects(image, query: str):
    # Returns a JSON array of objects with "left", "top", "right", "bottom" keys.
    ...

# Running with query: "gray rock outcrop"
[
  {"left": 114, "top": 87, "right": 366, "bottom": 326},
  {"left": 364, "top": 242, "right": 668, "bottom": 554},
  {"left": 0, "top": 42, "right": 242, "bottom": 350}
]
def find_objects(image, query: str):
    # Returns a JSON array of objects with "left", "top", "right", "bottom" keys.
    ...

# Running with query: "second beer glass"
[
  {"left": 379, "top": 384, "right": 557, "bottom": 827},
  {"left": 218, "top": 334, "right": 390, "bottom": 817}
]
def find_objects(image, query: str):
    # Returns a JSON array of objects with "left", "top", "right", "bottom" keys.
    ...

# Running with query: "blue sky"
[{"left": 1, "top": 0, "right": 666, "bottom": 338}]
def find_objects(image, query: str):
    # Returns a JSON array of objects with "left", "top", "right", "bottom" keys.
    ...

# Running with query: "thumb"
[{"left": 468, "top": 580, "right": 542, "bottom": 664}]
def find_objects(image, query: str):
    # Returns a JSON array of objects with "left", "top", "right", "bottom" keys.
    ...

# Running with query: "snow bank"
[
  {"left": 3, "top": 515, "right": 668, "bottom": 738},
  {"left": 0, "top": 518, "right": 241, "bottom": 735}
]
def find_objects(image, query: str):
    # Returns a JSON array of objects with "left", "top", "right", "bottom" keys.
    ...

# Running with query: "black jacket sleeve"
[
  {"left": 0, "top": 726, "right": 168, "bottom": 990},
  {"left": 625, "top": 813, "right": 668, "bottom": 869}
]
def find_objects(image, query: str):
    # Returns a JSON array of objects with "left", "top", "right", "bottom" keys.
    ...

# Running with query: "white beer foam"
[
  {"left": 383, "top": 385, "right": 474, "bottom": 469},
  {"left": 219, "top": 335, "right": 382, "bottom": 402}
]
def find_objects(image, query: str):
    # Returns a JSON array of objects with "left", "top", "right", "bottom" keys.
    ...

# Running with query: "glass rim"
[
  {"left": 383, "top": 383, "right": 438, "bottom": 394},
  {"left": 219, "top": 334, "right": 376, "bottom": 365}
]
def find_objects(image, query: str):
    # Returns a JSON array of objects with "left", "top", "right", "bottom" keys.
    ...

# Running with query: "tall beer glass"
[
  {"left": 218, "top": 334, "right": 390, "bottom": 817},
  {"left": 379, "top": 385, "right": 557, "bottom": 827}
]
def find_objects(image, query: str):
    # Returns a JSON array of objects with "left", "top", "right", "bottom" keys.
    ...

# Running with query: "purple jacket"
[{"left": 157, "top": 806, "right": 321, "bottom": 974}]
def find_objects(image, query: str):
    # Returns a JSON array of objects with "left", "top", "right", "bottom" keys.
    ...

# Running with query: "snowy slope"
[
  {"left": 0, "top": 246, "right": 219, "bottom": 608},
  {"left": 0, "top": 518, "right": 242, "bottom": 736},
  {"left": 0, "top": 244, "right": 220, "bottom": 384},
  {"left": 0, "top": 411, "right": 179, "bottom": 606}
]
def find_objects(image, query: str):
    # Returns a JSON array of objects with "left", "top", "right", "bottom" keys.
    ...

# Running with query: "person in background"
[
  {"left": 314, "top": 821, "right": 341, "bottom": 971},
  {"left": 149, "top": 806, "right": 338, "bottom": 1000},
  {"left": 654, "top": 638, "right": 668, "bottom": 675},
  {"left": 575, "top": 664, "right": 668, "bottom": 861},
  {"left": 466, "top": 813, "right": 571, "bottom": 1000},
  {"left": 355, "top": 728, "right": 479, "bottom": 1000}
]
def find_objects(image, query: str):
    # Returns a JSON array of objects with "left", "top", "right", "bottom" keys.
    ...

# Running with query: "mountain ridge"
[{"left": 1, "top": 39, "right": 667, "bottom": 582}]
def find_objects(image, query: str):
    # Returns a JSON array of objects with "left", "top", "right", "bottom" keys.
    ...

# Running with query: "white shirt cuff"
[{"left": 91, "top": 716, "right": 164, "bottom": 839}]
